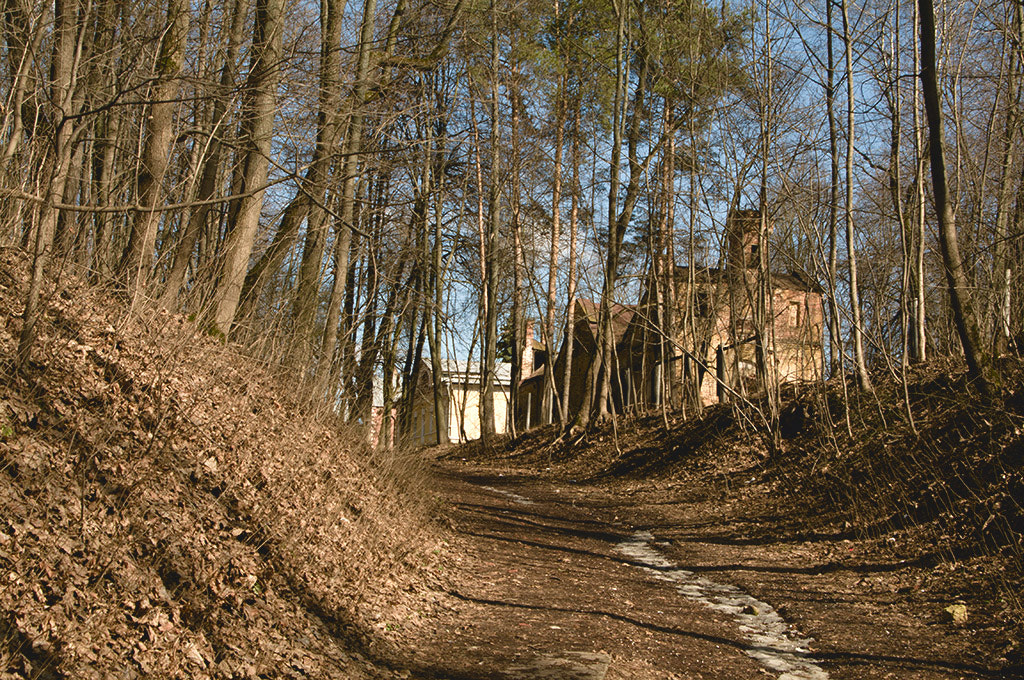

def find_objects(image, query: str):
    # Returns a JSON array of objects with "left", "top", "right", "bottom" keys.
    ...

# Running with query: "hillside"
[{"left": 0, "top": 250, "right": 449, "bottom": 679}]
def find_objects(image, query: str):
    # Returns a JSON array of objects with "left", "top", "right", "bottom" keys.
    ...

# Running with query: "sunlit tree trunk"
[
  {"left": 480, "top": 0, "right": 501, "bottom": 441},
  {"left": 237, "top": 0, "right": 348, "bottom": 328},
  {"left": 992, "top": 0, "right": 1022, "bottom": 356},
  {"left": 509, "top": 61, "right": 525, "bottom": 437},
  {"left": 910, "top": 0, "right": 928, "bottom": 363},
  {"left": 209, "top": 0, "right": 283, "bottom": 334},
  {"left": 825, "top": 0, "right": 843, "bottom": 375},
  {"left": 842, "top": 0, "right": 872, "bottom": 392},
  {"left": 118, "top": 0, "right": 190, "bottom": 298},
  {"left": 544, "top": 70, "right": 565, "bottom": 425},
  {"left": 319, "top": 0, "right": 378, "bottom": 388},
  {"left": 756, "top": 0, "right": 780, "bottom": 451},
  {"left": 588, "top": 0, "right": 629, "bottom": 426},
  {"left": 559, "top": 105, "right": 581, "bottom": 425},
  {"left": 159, "top": 0, "right": 248, "bottom": 310},
  {"left": 17, "top": 0, "right": 80, "bottom": 368}
]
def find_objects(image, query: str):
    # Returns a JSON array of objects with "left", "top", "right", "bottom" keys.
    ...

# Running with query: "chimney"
[
  {"left": 726, "top": 208, "right": 769, "bottom": 271},
  {"left": 521, "top": 320, "right": 536, "bottom": 374}
]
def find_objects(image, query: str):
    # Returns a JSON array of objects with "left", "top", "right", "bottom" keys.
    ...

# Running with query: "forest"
[
  {"left": 2, "top": 0, "right": 1021, "bottom": 442},
  {"left": 3, "top": 0, "right": 1024, "bottom": 674}
]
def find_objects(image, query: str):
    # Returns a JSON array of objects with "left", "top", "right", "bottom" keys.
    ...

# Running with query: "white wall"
[{"left": 447, "top": 381, "right": 510, "bottom": 444}]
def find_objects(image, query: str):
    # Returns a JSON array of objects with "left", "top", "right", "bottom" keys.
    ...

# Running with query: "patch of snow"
[
  {"left": 481, "top": 485, "right": 535, "bottom": 506},
  {"left": 616, "top": 531, "right": 829, "bottom": 680}
]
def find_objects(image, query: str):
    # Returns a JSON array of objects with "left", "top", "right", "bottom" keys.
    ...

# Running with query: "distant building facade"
[
  {"left": 519, "top": 208, "right": 824, "bottom": 427},
  {"left": 402, "top": 361, "right": 512, "bottom": 447},
  {"left": 519, "top": 298, "right": 637, "bottom": 429}
]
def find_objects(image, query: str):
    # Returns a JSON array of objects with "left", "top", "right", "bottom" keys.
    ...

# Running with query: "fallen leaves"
[{"left": 0, "top": 251, "right": 446, "bottom": 679}]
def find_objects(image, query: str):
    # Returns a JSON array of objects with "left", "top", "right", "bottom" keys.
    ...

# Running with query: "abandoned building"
[
  {"left": 518, "top": 298, "right": 638, "bottom": 428},
  {"left": 519, "top": 208, "right": 824, "bottom": 427},
  {"left": 403, "top": 209, "right": 823, "bottom": 445},
  {"left": 625, "top": 208, "right": 824, "bottom": 408}
]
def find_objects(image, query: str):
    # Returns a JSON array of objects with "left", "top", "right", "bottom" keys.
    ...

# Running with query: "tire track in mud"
[{"left": 408, "top": 467, "right": 826, "bottom": 680}]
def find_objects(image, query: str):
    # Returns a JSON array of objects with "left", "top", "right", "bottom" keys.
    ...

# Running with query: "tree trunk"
[
  {"left": 911, "top": 0, "right": 928, "bottom": 363},
  {"left": 992, "top": 0, "right": 1022, "bottom": 356},
  {"left": 209, "top": 0, "right": 283, "bottom": 335},
  {"left": 825, "top": 0, "right": 843, "bottom": 375},
  {"left": 17, "top": 0, "right": 79, "bottom": 368},
  {"left": 544, "top": 71, "right": 564, "bottom": 425},
  {"left": 1, "top": 0, "right": 46, "bottom": 167},
  {"left": 285, "top": 0, "right": 350, "bottom": 361},
  {"left": 589, "top": 0, "right": 629, "bottom": 426},
  {"left": 918, "top": 0, "right": 1000, "bottom": 395},
  {"left": 118, "top": 0, "right": 190, "bottom": 298},
  {"left": 842, "top": 0, "right": 872, "bottom": 392},
  {"left": 560, "top": 105, "right": 581, "bottom": 426},
  {"left": 159, "top": 0, "right": 249, "bottom": 310},
  {"left": 318, "top": 0, "right": 378, "bottom": 388},
  {"left": 480, "top": 0, "right": 501, "bottom": 442},
  {"left": 509, "top": 61, "right": 524, "bottom": 437}
]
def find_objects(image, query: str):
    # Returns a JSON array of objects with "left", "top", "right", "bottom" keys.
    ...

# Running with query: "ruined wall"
[
  {"left": 667, "top": 272, "right": 823, "bottom": 406},
  {"left": 771, "top": 287, "right": 824, "bottom": 383}
]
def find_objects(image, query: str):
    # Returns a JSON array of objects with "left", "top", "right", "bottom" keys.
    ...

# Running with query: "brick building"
[
  {"left": 624, "top": 208, "right": 824, "bottom": 408},
  {"left": 519, "top": 208, "right": 824, "bottom": 428}
]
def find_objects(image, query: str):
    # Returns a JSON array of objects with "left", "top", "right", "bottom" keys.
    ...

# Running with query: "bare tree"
[
  {"left": 918, "top": 0, "right": 999, "bottom": 395},
  {"left": 209, "top": 0, "right": 284, "bottom": 335},
  {"left": 118, "top": 0, "right": 190, "bottom": 298},
  {"left": 480, "top": 0, "right": 501, "bottom": 442},
  {"left": 17, "top": 0, "right": 81, "bottom": 368},
  {"left": 159, "top": 0, "right": 250, "bottom": 311},
  {"left": 841, "top": 0, "right": 872, "bottom": 393}
]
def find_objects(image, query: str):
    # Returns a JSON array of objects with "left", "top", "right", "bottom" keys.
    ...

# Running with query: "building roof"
[
  {"left": 673, "top": 265, "right": 822, "bottom": 293},
  {"left": 520, "top": 363, "right": 546, "bottom": 385},
  {"left": 574, "top": 298, "right": 636, "bottom": 346},
  {"left": 436, "top": 359, "right": 512, "bottom": 386}
]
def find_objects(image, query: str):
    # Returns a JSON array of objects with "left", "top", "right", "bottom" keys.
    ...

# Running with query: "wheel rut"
[{"left": 405, "top": 464, "right": 810, "bottom": 680}]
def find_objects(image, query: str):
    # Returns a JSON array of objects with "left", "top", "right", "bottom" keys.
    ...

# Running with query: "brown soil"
[{"left": 399, "top": 453, "right": 1013, "bottom": 679}]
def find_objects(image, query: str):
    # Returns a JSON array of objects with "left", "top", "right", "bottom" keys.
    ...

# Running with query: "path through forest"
[{"left": 395, "top": 462, "right": 1002, "bottom": 680}]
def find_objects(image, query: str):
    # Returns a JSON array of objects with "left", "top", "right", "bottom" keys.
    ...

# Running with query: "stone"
[{"left": 942, "top": 604, "right": 968, "bottom": 624}]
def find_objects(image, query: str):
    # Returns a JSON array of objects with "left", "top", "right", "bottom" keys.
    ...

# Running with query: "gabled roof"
[
  {"left": 672, "top": 265, "right": 823, "bottom": 293},
  {"left": 574, "top": 298, "right": 636, "bottom": 347}
]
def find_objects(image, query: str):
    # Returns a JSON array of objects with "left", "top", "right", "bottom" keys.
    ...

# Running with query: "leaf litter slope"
[{"left": 0, "top": 250, "right": 450, "bottom": 679}]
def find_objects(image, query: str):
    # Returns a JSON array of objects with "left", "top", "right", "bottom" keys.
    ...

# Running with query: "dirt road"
[{"left": 397, "top": 462, "right": 1003, "bottom": 680}]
